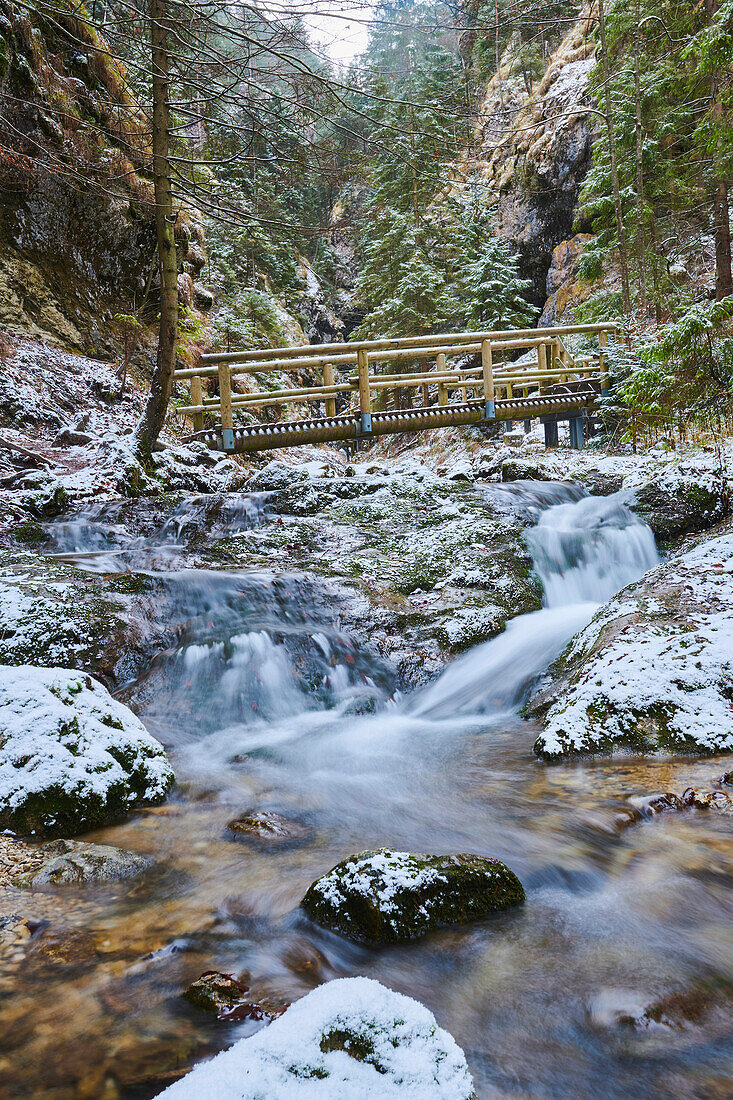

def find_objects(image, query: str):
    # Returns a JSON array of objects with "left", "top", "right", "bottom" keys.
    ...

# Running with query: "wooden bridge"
[{"left": 175, "top": 323, "right": 617, "bottom": 454}]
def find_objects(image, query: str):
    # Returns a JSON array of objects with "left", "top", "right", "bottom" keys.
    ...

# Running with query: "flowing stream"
[{"left": 3, "top": 481, "right": 732, "bottom": 1099}]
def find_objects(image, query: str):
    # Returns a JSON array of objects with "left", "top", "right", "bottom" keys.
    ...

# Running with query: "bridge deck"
[{"left": 173, "top": 324, "right": 616, "bottom": 454}]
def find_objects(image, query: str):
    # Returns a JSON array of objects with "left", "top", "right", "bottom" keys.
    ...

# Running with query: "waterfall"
[{"left": 408, "top": 487, "right": 659, "bottom": 719}]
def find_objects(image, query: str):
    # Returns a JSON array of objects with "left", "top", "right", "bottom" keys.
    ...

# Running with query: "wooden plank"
[
  {"left": 190, "top": 375, "right": 203, "bottom": 433},
  {"left": 197, "top": 323, "right": 620, "bottom": 366},
  {"left": 357, "top": 346, "right": 372, "bottom": 432}
]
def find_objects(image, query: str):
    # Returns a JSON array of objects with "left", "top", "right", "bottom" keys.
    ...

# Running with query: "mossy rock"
[
  {"left": 184, "top": 971, "right": 249, "bottom": 1014},
  {"left": 0, "top": 665, "right": 174, "bottom": 837},
  {"left": 631, "top": 478, "right": 731, "bottom": 542},
  {"left": 301, "top": 848, "right": 525, "bottom": 945},
  {"left": 11, "top": 520, "right": 48, "bottom": 547}
]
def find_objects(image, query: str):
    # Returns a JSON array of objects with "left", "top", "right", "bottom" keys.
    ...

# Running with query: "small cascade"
[
  {"left": 43, "top": 492, "right": 271, "bottom": 571},
  {"left": 526, "top": 491, "right": 658, "bottom": 607},
  {"left": 127, "top": 571, "right": 396, "bottom": 752},
  {"left": 408, "top": 487, "right": 659, "bottom": 720}
]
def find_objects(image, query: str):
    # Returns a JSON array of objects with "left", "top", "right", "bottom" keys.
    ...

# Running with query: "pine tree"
[{"left": 463, "top": 238, "right": 535, "bottom": 329}]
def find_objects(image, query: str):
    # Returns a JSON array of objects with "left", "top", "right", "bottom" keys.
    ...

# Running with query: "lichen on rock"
[
  {"left": 301, "top": 848, "right": 525, "bottom": 945},
  {"left": 0, "top": 664, "right": 174, "bottom": 835}
]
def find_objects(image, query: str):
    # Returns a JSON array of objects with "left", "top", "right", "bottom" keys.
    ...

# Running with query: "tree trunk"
[
  {"left": 633, "top": 7, "right": 647, "bottom": 312},
  {"left": 706, "top": 0, "right": 732, "bottom": 300},
  {"left": 134, "top": 0, "right": 179, "bottom": 457},
  {"left": 713, "top": 179, "right": 733, "bottom": 299},
  {"left": 598, "top": 0, "right": 631, "bottom": 316}
]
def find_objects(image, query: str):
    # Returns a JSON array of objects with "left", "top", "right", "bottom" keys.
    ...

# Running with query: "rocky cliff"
[
  {"left": 0, "top": 1, "right": 205, "bottom": 352},
  {"left": 465, "top": 8, "right": 598, "bottom": 316}
]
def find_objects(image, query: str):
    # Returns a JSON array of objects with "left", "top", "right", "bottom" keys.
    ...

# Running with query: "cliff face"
[
  {"left": 0, "top": 1, "right": 204, "bottom": 352},
  {"left": 468, "top": 10, "right": 597, "bottom": 315}
]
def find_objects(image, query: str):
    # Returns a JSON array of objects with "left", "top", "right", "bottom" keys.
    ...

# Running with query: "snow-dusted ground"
[
  {"left": 0, "top": 339, "right": 247, "bottom": 514},
  {"left": 156, "top": 977, "right": 475, "bottom": 1100}
]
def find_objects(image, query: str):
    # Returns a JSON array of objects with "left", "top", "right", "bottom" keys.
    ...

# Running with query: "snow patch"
[{"left": 156, "top": 977, "right": 474, "bottom": 1099}]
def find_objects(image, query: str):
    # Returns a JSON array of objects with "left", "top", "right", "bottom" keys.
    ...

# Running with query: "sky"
[
  {"left": 260, "top": 0, "right": 376, "bottom": 66},
  {"left": 306, "top": 2, "right": 374, "bottom": 65}
]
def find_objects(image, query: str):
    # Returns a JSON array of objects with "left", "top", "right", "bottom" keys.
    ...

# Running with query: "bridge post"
[
  {"left": 569, "top": 413, "right": 584, "bottom": 450},
  {"left": 219, "top": 362, "right": 234, "bottom": 451},
  {"left": 537, "top": 342, "right": 546, "bottom": 393},
  {"left": 481, "top": 339, "right": 495, "bottom": 418},
  {"left": 599, "top": 329, "right": 610, "bottom": 395},
  {"left": 323, "top": 362, "right": 336, "bottom": 417},
  {"left": 357, "top": 347, "right": 372, "bottom": 433},
  {"left": 190, "top": 375, "right": 204, "bottom": 433},
  {"left": 541, "top": 415, "right": 559, "bottom": 448}
]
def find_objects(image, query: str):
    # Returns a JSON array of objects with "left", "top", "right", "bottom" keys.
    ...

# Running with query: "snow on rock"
[
  {"left": 157, "top": 977, "right": 475, "bottom": 1100},
  {"left": 0, "top": 549, "right": 144, "bottom": 671},
  {"left": 0, "top": 665, "right": 173, "bottom": 835},
  {"left": 301, "top": 848, "right": 525, "bottom": 945},
  {"left": 529, "top": 525, "right": 733, "bottom": 758}
]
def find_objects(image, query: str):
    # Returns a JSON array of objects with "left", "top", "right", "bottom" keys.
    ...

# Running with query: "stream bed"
[{"left": 1, "top": 479, "right": 732, "bottom": 1099}]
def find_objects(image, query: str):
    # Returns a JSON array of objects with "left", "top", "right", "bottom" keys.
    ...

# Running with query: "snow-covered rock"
[
  {"left": 301, "top": 848, "right": 525, "bottom": 945},
  {"left": 0, "top": 665, "right": 174, "bottom": 835},
  {"left": 529, "top": 525, "right": 733, "bottom": 758},
  {"left": 157, "top": 977, "right": 475, "bottom": 1099},
  {"left": 0, "top": 549, "right": 148, "bottom": 673}
]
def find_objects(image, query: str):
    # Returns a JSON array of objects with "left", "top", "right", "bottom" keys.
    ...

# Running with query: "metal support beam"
[
  {"left": 542, "top": 417, "right": 559, "bottom": 449},
  {"left": 569, "top": 414, "right": 584, "bottom": 450}
]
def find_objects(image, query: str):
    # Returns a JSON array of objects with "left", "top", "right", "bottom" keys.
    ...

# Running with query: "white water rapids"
[
  {"left": 30, "top": 480, "right": 733, "bottom": 1100},
  {"left": 409, "top": 487, "right": 659, "bottom": 719}
]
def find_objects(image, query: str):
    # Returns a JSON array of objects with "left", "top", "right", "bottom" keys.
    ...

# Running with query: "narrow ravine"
[{"left": 5, "top": 482, "right": 732, "bottom": 1099}]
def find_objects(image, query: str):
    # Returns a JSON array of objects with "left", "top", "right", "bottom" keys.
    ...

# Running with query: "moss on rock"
[
  {"left": 0, "top": 665, "right": 174, "bottom": 837},
  {"left": 301, "top": 848, "right": 525, "bottom": 945}
]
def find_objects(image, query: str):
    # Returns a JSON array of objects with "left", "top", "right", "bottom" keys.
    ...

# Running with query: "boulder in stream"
[
  {"left": 157, "top": 976, "right": 475, "bottom": 1099},
  {"left": 12, "top": 838, "right": 154, "bottom": 887},
  {"left": 226, "top": 810, "right": 313, "bottom": 847},
  {"left": 184, "top": 971, "right": 252, "bottom": 1014},
  {"left": 0, "top": 665, "right": 174, "bottom": 836},
  {"left": 301, "top": 848, "right": 525, "bottom": 945},
  {"left": 529, "top": 524, "right": 733, "bottom": 759}
]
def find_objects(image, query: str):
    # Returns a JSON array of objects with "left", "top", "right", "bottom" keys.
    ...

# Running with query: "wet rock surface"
[
  {"left": 301, "top": 848, "right": 525, "bottom": 945},
  {"left": 226, "top": 811, "right": 314, "bottom": 847},
  {"left": 184, "top": 971, "right": 253, "bottom": 1015},
  {"left": 0, "top": 549, "right": 153, "bottom": 678},
  {"left": 613, "top": 780, "right": 733, "bottom": 830},
  {"left": 12, "top": 839, "right": 154, "bottom": 887}
]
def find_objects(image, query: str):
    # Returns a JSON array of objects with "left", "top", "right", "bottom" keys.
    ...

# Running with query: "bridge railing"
[{"left": 174, "top": 323, "right": 618, "bottom": 450}]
